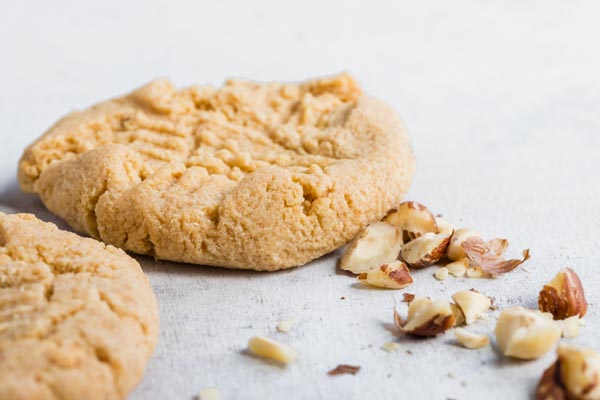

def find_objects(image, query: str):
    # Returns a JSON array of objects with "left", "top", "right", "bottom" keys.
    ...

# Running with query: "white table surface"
[{"left": 2, "top": 1, "right": 600, "bottom": 399}]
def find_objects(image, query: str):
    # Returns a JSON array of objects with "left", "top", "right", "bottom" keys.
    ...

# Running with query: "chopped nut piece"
[
  {"left": 248, "top": 336, "right": 298, "bottom": 364},
  {"left": 400, "top": 231, "right": 452, "bottom": 268},
  {"left": 393, "top": 307, "right": 406, "bottom": 329},
  {"left": 434, "top": 267, "right": 449, "bottom": 281},
  {"left": 450, "top": 303, "right": 466, "bottom": 327},
  {"left": 447, "top": 258, "right": 468, "bottom": 277},
  {"left": 451, "top": 290, "right": 491, "bottom": 325},
  {"left": 466, "top": 267, "right": 483, "bottom": 278},
  {"left": 340, "top": 222, "right": 403, "bottom": 274},
  {"left": 435, "top": 217, "right": 455, "bottom": 236},
  {"left": 381, "top": 342, "right": 400, "bottom": 353},
  {"left": 447, "top": 228, "right": 481, "bottom": 261},
  {"left": 461, "top": 237, "right": 530, "bottom": 278},
  {"left": 556, "top": 316, "right": 580, "bottom": 338},
  {"left": 276, "top": 318, "right": 296, "bottom": 333},
  {"left": 495, "top": 307, "right": 561, "bottom": 360},
  {"left": 384, "top": 201, "right": 438, "bottom": 240},
  {"left": 197, "top": 388, "right": 222, "bottom": 400},
  {"left": 357, "top": 261, "right": 413, "bottom": 289},
  {"left": 402, "top": 293, "right": 416, "bottom": 303},
  {"left": 539, "top": 268, "right": 587, "bottom": 320},
  {"left": 454, "top": 328, "right": 490, "bottom": 349},
  {"left": 328, "top": 364, "right": 361, "bottom": 375},
  {"left": 401, "top": 297, "right": 455, "bottom": 337},
  {"left": 536, "top": 344, "right": 600, "bottom": 400}
]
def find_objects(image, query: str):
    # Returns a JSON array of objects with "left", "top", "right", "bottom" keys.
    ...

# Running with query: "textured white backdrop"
[{"left": 1, "top": 1, "right": 600, "bottom": 399}]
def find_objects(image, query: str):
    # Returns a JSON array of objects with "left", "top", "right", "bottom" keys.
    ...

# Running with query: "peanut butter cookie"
[
  {"left": 18, "top": 74, "right": 415, "bottom": 270},
  {"left": 0, "top": 213, "right": 159, "bottom": 400}
]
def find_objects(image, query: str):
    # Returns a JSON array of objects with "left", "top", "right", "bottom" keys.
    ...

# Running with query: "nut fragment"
[
  {"left": 536, "top": 344, "right": 600, "bottom": 400},
  {"left": 451, "top": 290, "right": 491, "bottom": 325},
  {"left": 402, "top": 293, "right": 416, "bottom": 303},
  {"left": 435, "top": 218, "right": 455, "bottom": 236},
  {"left": 495, "top": 307, "right": 561, "bottom": 360},
  {"left": 556, "top": 316, "right": 580, "bottom": 338},
  {"left": 381, "top": 342, "right": 400, "bottom": 353},
  {"left": 400, "top": 231, "right": 452, "bottom": 268},
  {"left": 340, "top": 222, "right": 403, "bottom": 274},
  {"left": 357, "top": 261, "right": 413, "bottom": 289},
  {"left": 328, "top": 364, "right": 361, "bottom": 376},
  {"left": 447, "top": 228, "right": 481, "bottom": 261},
  {"left": 248, "top": 336, "right": 298, "bottom": 364},
  {"left": 434, "top": 267, "right": 449, "bottom": 281},
  {"left": 461, "top": 237, "right": 530, "bottom": 278},
  {"left": 401, "top": 297, "right": 455, "bottom": 337},
  {"left": 384, "top": 201, "right": 438, "bottom": 240},
  {"left": 277, "top": 318, "right": 296, "bottom": 333},
  {"left": 450, "top": 303, "right": 466, "bottom": 327},
  {"left": 197, "top": 388, "right": 222, "bottom": 400},
  {"left": 539, "top": 268, "right": 587, "bottom": 320},
  {"left": 454, "top": 328, "right": 490, "bottom": 349},
  {"left": 447, "top": 258, "right": 468, "bottom": 277}
]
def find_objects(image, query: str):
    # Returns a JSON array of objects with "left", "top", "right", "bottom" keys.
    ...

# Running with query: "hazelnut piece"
[{"left": 539, "top": 268, "right": 587, "bottom": 320}]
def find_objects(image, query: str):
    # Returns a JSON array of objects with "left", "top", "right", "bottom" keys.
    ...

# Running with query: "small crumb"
[
  {"left": 402, "top": 293, "right": 415, "bottom": 303},
  {"left": 447, "top": 372, "right": 456, "bottom": 379},
  {"left": 406, "top": 350, "right": 413, "bottom": 355},
  {"left": 435, "top": 267, "right": 449, "bottom": 281},
  {"left": 381, "top": 342, "right": 400, "bottom": 353},
  {"left": 340, "top": 296, "right": 346, "bottom": 300},
  {"left": 461, "top": 381, "right": 468, "bottom": 387},
  {"left": 521, "top": 267, "right": 532, "bottom": 273},
  {"left": 197, "top": 388, "right": 221, "bottom": 400},
  {"left": 328, "top": 364, "right": 361, "bottom": 376},
  {"left": 276, "top": 318, "right": 296, "bottom": 333}
]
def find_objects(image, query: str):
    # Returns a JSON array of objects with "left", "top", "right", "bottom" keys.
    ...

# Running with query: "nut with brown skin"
[
  {"left": 340, "top": 222, "right": 403, "bottom": 274},
  {"left": 495, "top": 307, "right": 561, "bottom": 360},
  {"left": 384, "top": 201, "right": 438, "bottom": 241},
  {"left": 447, "top": 228, "right": 481, "bottom": 261},
  {"left": 539, "top": 268, "right": 587, "bottom": 320},
  {"left": 461, "top": 236, "right": 530, "bottom": 278},
  {"left": 536, "top": 344, "right": 600, "bottom": 400},
  {"left": 401, "top": 297, "right": 456, "bottom": 337},
  {"left": 400, "top": 231, "right": 452, "bottom": 268},
  {"left": 357, "top": 261, "right": 413, "bottom": 289}
]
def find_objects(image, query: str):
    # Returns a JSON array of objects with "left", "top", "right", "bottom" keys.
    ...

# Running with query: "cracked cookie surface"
[
  {"left": 0, "top": 213, "right": 159, "bottom": 400},
  {"left": 18, "top": 73, "right": 415, "bottom": 270}
]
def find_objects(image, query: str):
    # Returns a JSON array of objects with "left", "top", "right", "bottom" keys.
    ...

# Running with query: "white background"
[{"left": 1, "top": 1, "right": 600, "bottom": 399}]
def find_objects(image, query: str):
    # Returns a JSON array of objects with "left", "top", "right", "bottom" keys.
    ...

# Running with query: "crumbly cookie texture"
[
  {"left": 0, "top": 213, "right": 159, "bottom": 400},
  {"left": 18, "top": 73, "right": 415, "bottom": 271}
]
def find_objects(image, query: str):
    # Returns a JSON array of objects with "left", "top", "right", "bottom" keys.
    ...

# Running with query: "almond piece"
[
  {"left": 452, "top": 290, "right": 492, "bottom": 325},
  {"left": 248, "top": 336, "right": 298, "bottom": 364},
  {"left": 447, "top": 228, "right": 481, "bottom": 261},
  {"left": 539, "top": 268, "right": 587, "bottom": 320},
  {"left": 358, "top": 261, "right": 413, "bottom": 289},
  {"left": 495, "top": 307, "right": 561, "bottom": 360},
  {"left": 400, "top": 232, "right": 452, "bottom": 268},
  {"left": 401, "top": 297, "right": 455, "bottom": 337},
  {"left": 340, "top": 222, "right": 403, "bottom": 274},
  {"left": 536, "top": 344, "right": 600, "bottom": 400},
  {"left": 454, "top": 328, "right": 490, "bottom": 349},
  {"left": 384, "top": 202, "right": 438, "bottom": 241}
]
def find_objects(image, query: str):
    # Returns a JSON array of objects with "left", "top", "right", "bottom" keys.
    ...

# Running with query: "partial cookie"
[
  {"left": 0, "top": 213, "right": 159, "bottom": 400},
  {"left": 19, "top": 73, "right": 415, "bottom": 270}
]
